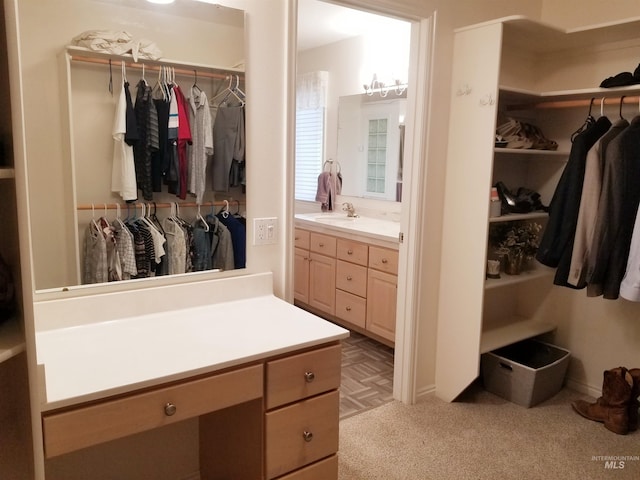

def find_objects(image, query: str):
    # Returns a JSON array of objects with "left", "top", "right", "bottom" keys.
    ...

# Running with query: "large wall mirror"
[
  {"left": 295, "top": 0, "right": 410, "bottom": 206},
  {"left": 18, "top": 0, "right": 246, "bottom": 292}
]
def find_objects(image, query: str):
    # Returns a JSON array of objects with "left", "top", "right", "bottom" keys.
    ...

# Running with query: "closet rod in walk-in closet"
[
  {"left": 507, "top": 94, "right": 640, "bottom": 111},
  {"left": 76, "top": 201, "right": 243, "bottom": 211},
  {"left": 68, "top": 53, "right": 244, "bottom": 81}
]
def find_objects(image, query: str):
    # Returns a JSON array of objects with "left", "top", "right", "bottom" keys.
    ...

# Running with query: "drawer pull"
[
  {"left": 346, "top": 275, "right": 352, "bottom": 281},
  {"left": 347, "top": 249, "right": 353, "bottom": 255},
  {"left": 319, "top": 242, "right": 324, "bottom": 247},
  {"left": 382, "top": 258, "right": 388, "bottom": 264},
  {"left": 164, "top": 402, "right": 177, "bottom": 416},
  {"left": 304, "top": 371, "right": 315, "bottom": 383},
  {"left": 302, "top": 430, "right": 314, "bottom": 442},
  {"left": 345, "top": 306, "right": 352, "bottom": 312}
]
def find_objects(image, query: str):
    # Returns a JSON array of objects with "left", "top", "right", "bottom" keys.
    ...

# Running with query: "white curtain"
[{"left": 296, "top": 71, "right": 329, "bottom": 110}]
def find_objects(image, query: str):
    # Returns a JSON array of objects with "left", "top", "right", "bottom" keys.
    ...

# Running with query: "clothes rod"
[
  {"left": 69, "top": 54, "right": 243, "bottom": 81},
  {"left": 77, "top": 201, "right": 243, "bottom": 211},
  {"left": 507, "top": 94, "right": 640, "bottom": 110}
]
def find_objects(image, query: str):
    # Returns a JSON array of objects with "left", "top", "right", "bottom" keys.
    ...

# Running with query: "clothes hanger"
[
  {"left": 217, "top": 199, "right": 230, "bottom": 218},
  {"left": 570, "top": 97, "right": 596, "bottom": 142},
  {"left": 195, "top": 204, "right": 210, "bottom": 232},
  {"left": 600, "top": 96, "right": 606, "bottom": 117},
  {"left": 619, "top": 95, "right": 626, "bottom": 120}
]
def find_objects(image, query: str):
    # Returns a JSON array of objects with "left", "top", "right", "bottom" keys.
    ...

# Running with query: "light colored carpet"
[{"left": 338, "top": 384, "right": 639, "bottom": 480}]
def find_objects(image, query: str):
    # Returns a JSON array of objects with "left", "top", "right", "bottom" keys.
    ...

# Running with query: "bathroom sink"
[{"left": 313, "top": 216, "right": 358, "bottom": 224}]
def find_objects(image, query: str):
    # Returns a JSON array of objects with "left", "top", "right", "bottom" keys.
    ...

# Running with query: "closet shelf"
[
  {"left": 500, "top": 84, "right": 640, "bottom": 110},
  {"left": 494, "top": 147, "right": 569, "bottom": 156},
  {"left": 0, "top": 167, "right": 15, "bottom": 179},
  {"left": 65, "top": 46, "right": 244, "bottom": 80},
  {"left": 489, "top": 212, "right": 548, "bottom": 224},
  {"left": 0, "top": 318, "right": 25, "bottom": 364},
  {"left": 480, "top": 317, "right": 556, "bottom": 353},
  {"left": 484, "top": 264, "right": 553, "bottom": 289}
]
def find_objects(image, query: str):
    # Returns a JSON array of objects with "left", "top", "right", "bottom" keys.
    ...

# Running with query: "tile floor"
[{"left": 339, "top": 330, "right": 395, "bottom": 420}]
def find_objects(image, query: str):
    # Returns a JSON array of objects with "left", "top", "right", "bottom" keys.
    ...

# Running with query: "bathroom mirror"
[
  {"left": 17, "top": 0, "right": 246, "bottom": 292},
  {"left": 295, "top": 0, "right": 410, "bottom": 204},
  {"left": 336, "top": 93, "right": 407, "bottom": 201}
]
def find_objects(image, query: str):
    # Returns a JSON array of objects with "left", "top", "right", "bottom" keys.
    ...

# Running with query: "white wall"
[{"left": 541, "top": 0, "right": 640, "bottom": 29}]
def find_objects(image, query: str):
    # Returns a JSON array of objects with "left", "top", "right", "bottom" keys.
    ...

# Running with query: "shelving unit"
[
  {"left": 437, "top": 15, "right": 640, "bottom": 402},
  {"left": 0, "top": 319, "right": 25, "bottom": 363}
]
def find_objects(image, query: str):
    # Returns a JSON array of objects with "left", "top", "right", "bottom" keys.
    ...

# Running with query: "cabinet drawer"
[
  {"left": 266, "top": 344, "right": 341, "bottom": 409},
  {"left": 294, "top": 228, "right": 310, "bottom": 250},
  {"left": 42, "top": 364, "right": 263, "bottom": 458},
  {"left": 336, "top": 260, "right": 367, "bottom": 297},
  {"left": 276, "top": 455, "right": 338, "bottom": 480},
  {"left": 310, "top": 232, "right": 337, "bottom": 256},
  {"left": 335, "top": 289, "right": 366, "bottom": 328},
  {"left": 369, "top": 246, "right": 399, "bottom": 275},
  {"left": 265, "top": 390, "right": 339, "bottom": 479},
  {"left": 336, "top": 238, "right": 368, "bottom": 266}
]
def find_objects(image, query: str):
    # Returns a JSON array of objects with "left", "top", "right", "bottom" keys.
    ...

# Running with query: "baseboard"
[
  {"left": 415, "top": 383, "right": 436, "bottom": 402},
  {"left": 565, "top": 376, "right": 601, "bottom": 399}
]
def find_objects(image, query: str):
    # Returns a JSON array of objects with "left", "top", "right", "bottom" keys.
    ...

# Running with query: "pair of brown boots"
[{"left": 572, "top": 367, "right": 640, "bottom": 435}]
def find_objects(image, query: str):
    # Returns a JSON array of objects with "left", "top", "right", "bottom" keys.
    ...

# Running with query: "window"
[
  {"left": 295, "top": 107, "right": 325, "bottom": 201},
  {"left": 295, "top": 71, "right": 328, "bottom": 201},
  {"left": 367, "top": 118, "right": 388, "bottom": 194}
]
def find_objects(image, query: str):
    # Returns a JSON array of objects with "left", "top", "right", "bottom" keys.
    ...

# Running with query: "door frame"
[{"left": 287, "top": 0, "right": 435, "bottom": 404}]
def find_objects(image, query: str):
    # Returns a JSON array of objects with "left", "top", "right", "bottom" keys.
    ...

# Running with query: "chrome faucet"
[{"left": 342, "top": 202, "right": 358, "bottom": 217}]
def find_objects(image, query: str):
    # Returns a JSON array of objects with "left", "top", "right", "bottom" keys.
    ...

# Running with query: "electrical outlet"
[{"left": 253, "top": 217, "right": 278, "bottom": 245}]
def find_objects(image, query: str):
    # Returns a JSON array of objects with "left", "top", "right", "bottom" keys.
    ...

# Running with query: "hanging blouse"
[
  {"left": 111, "top": 81, "right": 138, "bottom": 201},
  {"left": 188, "top": 87, "right": 213, "bottom": 204}
]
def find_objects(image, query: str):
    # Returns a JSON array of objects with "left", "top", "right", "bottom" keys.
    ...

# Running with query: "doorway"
[{"left": 294, "top": 0, "right": 432, "bottom": 407}]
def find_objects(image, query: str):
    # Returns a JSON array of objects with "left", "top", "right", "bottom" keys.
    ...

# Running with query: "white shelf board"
[
  {"left": 484, "top": 264, "right": 554, "bottom": 288},
  {"left": 0, "top": 318, "right": 26, "bottom": 364},
  {"left": 489, "top": 212, "right": 548, "bottom": 223},
  {"left": 480, "top": 317, "right": 556, "bottom": 353},
  {"left": 494, "top": 147, "right": 568, "bottom": 156},
  {"left": 0, "top": 167, "right": 15, "bottom": 180}
]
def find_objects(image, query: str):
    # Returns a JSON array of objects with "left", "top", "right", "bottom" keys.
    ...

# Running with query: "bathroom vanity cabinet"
[{"left": 294, "top": 223, "right": 399, "bottom": 346}]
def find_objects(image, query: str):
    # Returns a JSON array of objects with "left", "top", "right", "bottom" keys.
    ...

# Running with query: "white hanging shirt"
[{"left": 111, "top": 82, "right": 137, "bottom": 201}]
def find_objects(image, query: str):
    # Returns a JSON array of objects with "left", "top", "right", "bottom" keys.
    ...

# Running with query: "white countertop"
[
  {"left": 295, "top": 212, "right": 400, "bottom": 246},
  {"left": 36, "top": 294, "right": 349, "bottom": 411}
]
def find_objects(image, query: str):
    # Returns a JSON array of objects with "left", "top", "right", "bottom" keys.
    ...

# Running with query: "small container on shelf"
[{"left": 489, "top": 187, "right": 501, "bottom": 218}]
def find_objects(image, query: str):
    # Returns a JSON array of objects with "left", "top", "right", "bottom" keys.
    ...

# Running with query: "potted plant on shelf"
[{"left": 491, "top": 221, "right": 542, "bottom": 275}]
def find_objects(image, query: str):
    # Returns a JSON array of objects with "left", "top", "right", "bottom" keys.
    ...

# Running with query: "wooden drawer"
[
  {"left": 336, "top": 238, "right": 368, "bottom": 266},
  {"left": 294, "top": 228, "right": 310, "bottom": 250},
  {"left": 310, "top": 232, "right": 337, "bottom": 257},
  {"left": 42, "top": 364, "right": 263, "bottom": 458},
  {"left": 276, "top": 455, "right": 338, "bottom": 480},
  {"left": 336, "top": 260, "right": 367, "bottom": 297},
  {"left": 266, "top": 344, "right": 341, "bottom": 409},
  {"left": 265, "top": 390, "right": 339, "bottom": 479},
  {"left": 335, "top": 289, "right": 366, "bottom": 328},
  {"left": 368, "top": 246, "right": 399, "bottom": 275}
]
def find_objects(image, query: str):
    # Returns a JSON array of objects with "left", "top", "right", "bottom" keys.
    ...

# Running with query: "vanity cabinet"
[
  {"left": 437, "top": 15, "right": 640, "bottom": 402},
  {"left": 295, "top": 227, "right": 398, "bottom": 346},
  {"left": 294, "top": 231, "right": 336, "bottom": 316},
  {"left": 41, "top": 340, "right": 342, "bottom": 480}
]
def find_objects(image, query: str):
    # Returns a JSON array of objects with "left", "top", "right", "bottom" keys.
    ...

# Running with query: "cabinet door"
[
  {"left": 366, "top": 269, "right": 397, "bottom": 342},
  {"left": 308, "top": 252, "right": 336, "bottom": 315},
  {"left": 294, "top": 247, "right": 310, "bottom": 304},
  {"left": 437, "top": 22, "right": 503, "bottom": 402}
]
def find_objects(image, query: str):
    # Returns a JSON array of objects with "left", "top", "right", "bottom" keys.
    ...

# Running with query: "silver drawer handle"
[
  {"left": 346, "top": 275, "right": 352, "bottom": 281},
  {"left": 304, "top": 371, "right": 315, "bottom": 383},
  {"left": 303, "top": 431, "right": 314, "bottom": 442},
  {"left": 346, "top": 306, "right": 352, "bottom": 311},
  {"left": 164, "top": 402, "right": 177, "bottom": 416},
  {"left": 319, "top": 243, "right": 324, "bottom": 247},
  {"left": 347, "top": 249, "right": 353, "bottom": 254},
  {"left": 382, "top": 258, "right": 388, "bottom": 264}
]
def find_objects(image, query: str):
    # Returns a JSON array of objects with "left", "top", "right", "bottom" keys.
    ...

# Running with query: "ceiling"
[{"left": 297, "top": 0, "right": 409, "bottom": 51}]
